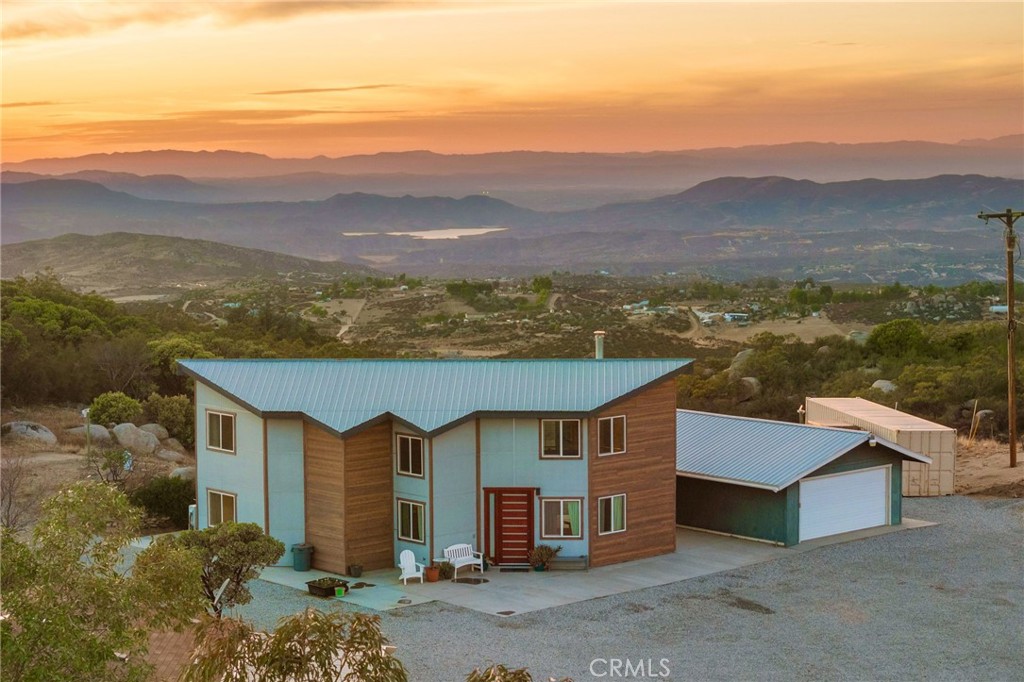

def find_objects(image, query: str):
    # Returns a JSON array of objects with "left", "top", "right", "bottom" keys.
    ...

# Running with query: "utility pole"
[{"left": 978, "top": 208, "right": 1023, "bottom": 468}]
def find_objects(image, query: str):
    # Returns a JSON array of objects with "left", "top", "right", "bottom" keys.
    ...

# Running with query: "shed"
[
  {"left": 675, "top": 410, "right": 931, "bottom": 545},
  {"left": 804, "top": 397, "right": 956, "bottom": 496}
]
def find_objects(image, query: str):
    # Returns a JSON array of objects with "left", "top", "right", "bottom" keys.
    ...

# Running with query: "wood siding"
[
  {"left": 343, "top": 422, "right": 394, "bottom": 571},
  {"left": 303, "top": 422, "right": 346, "bottom": 572},
  {"left": 588, "top": 379, "right": 677, "bottom": 567}
]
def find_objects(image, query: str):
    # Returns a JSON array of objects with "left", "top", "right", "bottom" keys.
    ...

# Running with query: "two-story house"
[{"left": 179, "top": 357, "right": 693, "bottom": 572}]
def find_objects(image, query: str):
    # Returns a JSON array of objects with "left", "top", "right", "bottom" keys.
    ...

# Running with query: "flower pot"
[
  {"left": 425, "top": 566, "right": 440, "bottom": 582},
  {"left": 533, "top": 565, "right": 545, "bottom": 572},
  {"left": 347, "top": 564, "right": 363, "bottom": 578}
]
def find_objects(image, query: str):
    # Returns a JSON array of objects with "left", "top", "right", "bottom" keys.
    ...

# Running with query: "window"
[
  {"left": 207, "top": 411, "right": 235, "bottom": 453},
  {"left": 397, "top": 499, "right": 425, "bottom": 543},
  {"left": 598, "top": 415, "right": 626, "bottom": 455},
  {"left": 541, "top": 419, "right": 581, "bottom": 458},
  {"left": 541, "top": 498, "right": 583, "bottom": 539},
  {"left": 396, "top": 434, "right": 424, "bottom": 477},
  {"left": 208, "top": 490, "right": 236, "bottom": 526},
  {"left": 598, "top": 494, "right": 626, "bottom": 535}
]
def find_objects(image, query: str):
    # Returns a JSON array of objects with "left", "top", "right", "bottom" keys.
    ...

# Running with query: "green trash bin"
[{"left": 292, "top": 543, "right": 313, "bottom": 572}]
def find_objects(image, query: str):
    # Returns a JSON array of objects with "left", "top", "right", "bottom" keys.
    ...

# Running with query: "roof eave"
[{"left": 675, "top": 470, "right": 783, "bottom": 493}]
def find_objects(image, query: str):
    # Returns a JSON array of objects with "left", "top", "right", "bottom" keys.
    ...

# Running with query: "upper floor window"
[
  {"left": 397, "top": 434, "right": 425, "bottom": 477},
  {"left": 541, "top": 498, "right": 583, "bottom": 539},
  {"left": 208, "top": 489, "right": 236, "bottom": 526},
  {"left": 207, "top": 411, "right": 235, "bottom": 453},
  {"left": 598, "top": 415, "right": 626, "bottom": 455},
  {"left": 541, "top": 419, "right": 581, "bottom": 458},
  {"left": 598, "top": 494, "right": 627, "bottom": 535}
]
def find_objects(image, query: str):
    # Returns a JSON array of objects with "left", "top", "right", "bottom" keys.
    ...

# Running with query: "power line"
[{"left": 978, "top": 208, "right": 1023, "bottom": 468}]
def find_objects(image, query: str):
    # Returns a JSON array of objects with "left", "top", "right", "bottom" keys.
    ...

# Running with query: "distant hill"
[
  {"left": 3, "top": 138, "right": 1020, "bottom": 210},
  {"left": 1, "top": 232, "right": 381, "bottom": 297},
  {"left": 0, "top": 170, "right": 226, "bottom": 203}
]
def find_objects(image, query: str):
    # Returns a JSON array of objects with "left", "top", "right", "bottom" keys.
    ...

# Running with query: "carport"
[{"left": 675, "top": 410, "right": 932, "bottom": 545}]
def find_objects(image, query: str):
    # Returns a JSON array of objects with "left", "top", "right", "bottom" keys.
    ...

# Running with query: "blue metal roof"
[
  {"left": 179, "top": 358, "right": 692, "bottom": 436},
  {"left": 675, "top": 409, "right": 931, "bottom": 492}
]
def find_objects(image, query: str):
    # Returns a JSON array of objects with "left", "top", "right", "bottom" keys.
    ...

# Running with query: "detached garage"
[{"left": 675, "top": 410, "right": 932, "bottom": 546}]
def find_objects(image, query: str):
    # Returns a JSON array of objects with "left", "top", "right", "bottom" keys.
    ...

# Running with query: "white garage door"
[{"left": 799, "top": 466, "right": 889, "bottom": 542}]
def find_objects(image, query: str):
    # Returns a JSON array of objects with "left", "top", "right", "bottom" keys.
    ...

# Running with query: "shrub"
[
  {"left": 130, "top": 475, "right": 196, "bottom": 529},
  {"left": 143, "top": 392, "right": 194, "bottom": 448},
  {"left": 88, "top": 391, "right": 142, "bottom": 426}
]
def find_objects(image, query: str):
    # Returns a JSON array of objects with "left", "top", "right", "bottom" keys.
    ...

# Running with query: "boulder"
[
  {"left": 728, "top": 349, "right": 755, "bottom": 378},
  {"left": 737, "top": 376, "right": 762, "bottom": 402},
  {"left": 161, "top": 437, "right": 188, "bottom": 454},
  {"left": 67, "top": 424, "right": 112, "bottom": 443},
  {"left": 976, "top": 409, "right": 996, "bottom": 422},
  {"left": 871, "top": 379, "right": 897, "bottom": 394},
  {"left": 1, "top": 421, "right": 58, "bottom": 446},
  {"left": 171, "top": 466, "right": 196, "bottom": 481},
  {"left": 156, "top": 448, "right": 188, "bottom": 464},
  {"left": 112, "top": 423, "right": 159, "bottom": 455},
  {"left": 139, "top": 423, "right": 169, "bottom": 440}
]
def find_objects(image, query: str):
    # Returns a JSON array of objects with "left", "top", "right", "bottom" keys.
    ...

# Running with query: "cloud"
[
  {"left": 1, "top": 101, "right": 62, "bottom": 108},
  {"left": 3, "top": 1, "right": 434, "bottom": 43},
  {"left": 254, "top": 84, "right": 401, "bottom": 96}
]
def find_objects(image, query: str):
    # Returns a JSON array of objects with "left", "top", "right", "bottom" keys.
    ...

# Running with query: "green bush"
[
  {"left": 130, "top": 476, "right": 195, "bottom": 529},
  {"left": 143, "top": 392, "right": 195, "bottom": 448},
  {"left": 88, "top": 391, "right": 142, "bottom": 426}
]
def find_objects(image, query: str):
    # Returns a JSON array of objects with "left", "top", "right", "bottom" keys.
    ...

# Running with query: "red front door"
[{"left": 484, "top": 488, "right": 535, "bottom": 565}]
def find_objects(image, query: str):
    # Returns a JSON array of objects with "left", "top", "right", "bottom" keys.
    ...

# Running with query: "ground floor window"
[
  {"left": 397, "top": 499, "right": 426, "bottom": 543},
  {"left": 541, "top": 498, "right": 583, "bottom": 538},
  {"left": 598, "top": 494, "right": 626, "bottom": 535},
  {"left": 208, "top": 489, "right": 236, "bottom": 526}
]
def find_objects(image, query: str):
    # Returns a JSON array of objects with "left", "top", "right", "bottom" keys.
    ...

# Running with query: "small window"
[
  {"left": 598, "top": 415, "right": 626, "bottom": 455},
  {"left": 396, "top": 434, "right": 425, "bottom": 477},
  {"left": 397, "top": 499, "right": 426, "bottom": 543},
  {"left": 207, "top": 411, "right": 235, "bottom": 453},
  {"left": 542, "top": 498, "right": 583, "bottom": 539},
  {"left": 541, "top": 419, "right": 581, "bottom": 458},
  {"left": 208, "top": 490, "right": 236, "bottom": 526},
  {"left": 598, "top": 494, "right": 626, "bottom": 535}
]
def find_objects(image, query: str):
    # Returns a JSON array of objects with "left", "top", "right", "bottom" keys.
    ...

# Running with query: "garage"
[{"left": 675, "top": 410, "right": 930, "bottom": 546}]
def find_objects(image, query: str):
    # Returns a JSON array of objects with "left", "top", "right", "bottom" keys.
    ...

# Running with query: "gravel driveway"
[{"left": 239, "top": 495, "right": 1023, "bottom": 681}]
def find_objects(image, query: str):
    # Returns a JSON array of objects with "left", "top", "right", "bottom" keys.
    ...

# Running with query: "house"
[
  {"left": 178, "top": 358, "right": 693, "bottom": 573},
  {"left": 674, "top": 410, "right": 932, "bottom": 545}
]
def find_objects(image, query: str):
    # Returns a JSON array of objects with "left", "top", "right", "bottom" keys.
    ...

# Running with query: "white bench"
[{"left": 441, "top": 543, "right": 484, "bottom": 580}]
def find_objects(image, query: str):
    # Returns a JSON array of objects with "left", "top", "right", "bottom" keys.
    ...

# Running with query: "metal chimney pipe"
[{"left": 594, "top": 330, "right": 606, "bottom": 359}]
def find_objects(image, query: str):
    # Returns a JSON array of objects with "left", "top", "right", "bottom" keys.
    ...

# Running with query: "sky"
[{"left": 2, "top": 1, "right": 1022, "bottom": 161}]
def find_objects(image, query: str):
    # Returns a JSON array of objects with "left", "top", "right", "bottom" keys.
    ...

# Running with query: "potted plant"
[
  {"left": 528, "top": 544, "right": 562, "bottom": 571},
  {"left": 424, "top": 564, "right": 440, "bottom": 582},
  {"left": 347, "top": 564, "right": 363, "bottom": 578},
  {"left": 437, "top": 561, "right": 456, "bottom": 581},
  {"left": 305, "top": 576, "right": 349, "bottom": 597}
]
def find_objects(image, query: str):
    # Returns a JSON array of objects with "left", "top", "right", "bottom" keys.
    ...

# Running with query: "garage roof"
[
  {"left": 676, "top": 409, "right": 932, "bottom": 492},
  {"left": 179, "top": 358, "right": 692, "bottom": 437}
]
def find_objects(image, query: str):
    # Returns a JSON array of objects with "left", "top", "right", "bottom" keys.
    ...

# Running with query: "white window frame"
[
  {"left": 397, "top": 499, "right": 426, "bottom": 544},
  {"left": 206, "top": 410, "right": 236, "bottom": 454},
  {"left": 541, "top": 498, "right": 583, "bottom": 539},
  {"left": 540, "top": 419, "right": 582, "bottom": 458},
  {"left": 597, "top": 415, "right": 627, "bottom": 456},
  {"left": 396, "top": 434, "right": 425, "bottom": 478},
  {"left": 208, "top": 489, "right": 236, "bottom": 526},
  {"left": 597, "top": 493, "right": 627, "bottom": 535}
]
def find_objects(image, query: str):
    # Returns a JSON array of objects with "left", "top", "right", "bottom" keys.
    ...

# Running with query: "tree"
[
  {"left": 0, "top": 481, "right": 205, "bottom": 682},
  {"left": 142, "top": 392, "right": 195, "bottom": 447},
  {"left": 866, "top": 318, "right": 927, "bottom": 358},
  {"left": 182, "top": 608, "right": 408, "bottom": 682},
  {"left": 89, "top": 390, "right": 144, "bottom": 426},
  {"left": 161, "top": 522, "right": 285, "bottom": 617},
  {"left": 0, "top": 452, "right": 39, "bottom": 532}
]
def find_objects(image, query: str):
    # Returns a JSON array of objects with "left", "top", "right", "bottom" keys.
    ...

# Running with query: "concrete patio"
[{"left": 259, "top": 520, "right": 933, "bottom": 617}]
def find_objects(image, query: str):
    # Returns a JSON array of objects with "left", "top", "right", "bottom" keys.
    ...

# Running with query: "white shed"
[{"left": 804, "top": 397, "right": 956, "bottom": 496}]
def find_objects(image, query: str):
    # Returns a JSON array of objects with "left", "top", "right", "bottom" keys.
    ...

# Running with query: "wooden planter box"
[{"left": 306, "top": 578, "right": 348, "bottom": 598}]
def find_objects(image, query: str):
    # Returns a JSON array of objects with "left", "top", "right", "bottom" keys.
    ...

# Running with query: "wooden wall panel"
[
  {"left": 303, "top": 423, "right": 346, "bottom": 573},
  {"left": 588, "top": 379, "right": 677, "bottom": 567},
  {"left": 343, "top": 421, "right": 394, "bottom": 571}
]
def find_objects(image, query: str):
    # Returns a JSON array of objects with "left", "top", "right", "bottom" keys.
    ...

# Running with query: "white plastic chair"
[{"left": 398, "top": 550, "right": 425, "bottom": 585}]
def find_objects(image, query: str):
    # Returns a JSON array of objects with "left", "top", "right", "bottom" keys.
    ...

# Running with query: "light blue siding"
[
  {"left": 479, "top": 418, "right": 589, "bottom": 557},
  {"left": 195, "top": 382, "right": 265, "bottom": 530},
  {"left": 393, "top": 424, "right": 431, "bottom": 565},
  {"left": 432, "top": 422, "right": 478, "bottom": 555},
  {"left": 266, "top": 418, "right": 305, "bottom": 558}
]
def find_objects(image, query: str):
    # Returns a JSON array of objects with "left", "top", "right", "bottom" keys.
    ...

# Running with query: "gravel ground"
[{"left": 236, "top": 496, "right": 1023, "bottom": 681}]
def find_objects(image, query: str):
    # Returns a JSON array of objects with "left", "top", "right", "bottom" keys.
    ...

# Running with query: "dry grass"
[{"left": 956, "top": 436, "right": 1024, "bottom": 498}]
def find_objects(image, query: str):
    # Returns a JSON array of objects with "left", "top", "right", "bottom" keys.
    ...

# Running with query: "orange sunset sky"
[{"left": 2, "top": 1, "right": 1022, "bottom": 162}]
